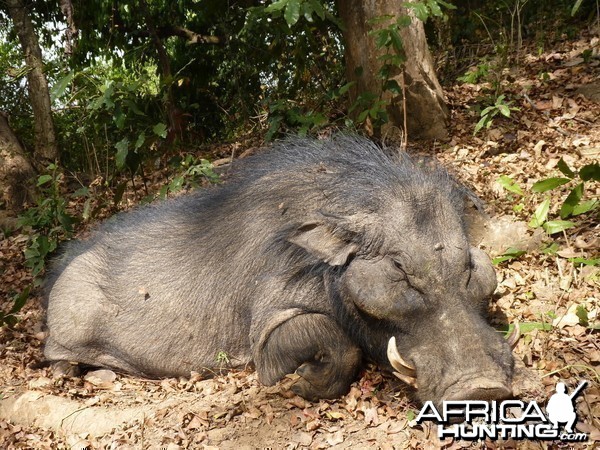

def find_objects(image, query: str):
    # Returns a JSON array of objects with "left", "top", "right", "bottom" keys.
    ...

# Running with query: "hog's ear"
[
  {"left": 288, "top": 222, "right": 359, "bottom": 266},
  {"left": 461, "top": 189, "right": 489, "bottom": 246}
]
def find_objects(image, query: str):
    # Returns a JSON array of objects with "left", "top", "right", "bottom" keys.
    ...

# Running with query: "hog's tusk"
[
  {"left": 387, "top": 336, "right": 417, "bottom": 388},
  {"left": 392, "top": 371, "right": 419, "bottom": 389},
  {"left": 506, "top": 321, "right": 521, "bottom": 349}
]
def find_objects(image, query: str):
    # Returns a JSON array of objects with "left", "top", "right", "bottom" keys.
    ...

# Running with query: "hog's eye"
[{"left": 391, "top": 258, "right": 405, "bottom": 273}]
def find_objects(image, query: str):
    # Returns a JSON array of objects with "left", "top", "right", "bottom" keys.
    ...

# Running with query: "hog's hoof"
[
  {"left": 291, "top": 361, "right": 349, "bottom": 401},
  {"left": 51, "top": 360, "right": 82, "bottom": 378}
]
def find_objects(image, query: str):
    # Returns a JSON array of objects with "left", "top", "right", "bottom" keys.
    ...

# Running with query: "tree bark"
[
  {"left": 6, "top": 0, "right": 59, "bottom": 168},
  {"left": 0, "top": 112, "right": 36, "bottom": 214},
  {"left": 337, "top": 0, "right": 448, "bottom": 140}
]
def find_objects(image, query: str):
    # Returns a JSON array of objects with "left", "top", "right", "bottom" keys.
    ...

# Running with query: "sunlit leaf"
[
  {"left": 532, "top": 177, "right": 571, "bottom": 193},
  {"left": 37, "top": 175, "right": 53, "bottom": 186},
  {"left": 497, "top": 175, "right": 524, "bottom": 196},
  {"left": 560, "top": 182, "right": 584, "bottom": 218},
  {"left": 115, "top": 138, "right": 129, "bottom": 169},
  {"left": 152, "top": 123, "right": 168, "bottom": 138},
  {"left": 576, "top": 305, "right": 589, "bottom": 326},
  {"left": 492, "top": 247, "right": 526, "bottom": 265},
  {"left": 50, "top": 71, "right": 74, "bottom": 102},
  {"left": 284, "top": 0, "right": 301, "bottom": 26},
  {"left": 528, "top": 198, "right": 550, "bottom": 228},
  {"left": 543, "top": 220, "right": 576, "bottom": 234},
  {"left": 572, "top": 199, "right": 598, "bottom": 216}
]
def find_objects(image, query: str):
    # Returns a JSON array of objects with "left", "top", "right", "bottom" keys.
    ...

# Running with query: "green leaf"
[
  {"left": 152, "top": 123, "right": 168, "bottom": 138},
  {"left": 357, "top": 109, "right": 369, "bottom": 123},
  {"left": 474, "top": 115, "right": 490, "bottom": 134},
  {"left": 427, "top": 0, "right": 443, "bottom": 17},
  {"left": 9, "top": 286, "right": 31, "bottom": 314},
  {"left": 308, "top": 0, "right": 325, "bottom": 19},
  {"left": 531, "top": 177, "right": 571, "bottom": 193},
  {"left": 543, "top": 220, "right": 576, "bottom": 234},
  {"left": 393, "top": 15, "right": 410, "bottom": 28},
  {"left": 389, "top": 30, "right": 404, "bottom": 54},
  {"left": 339, "top": 81, "right": 355, "bottom": 95},
  {"left": 572, "top": 199, "right": 598, "bottom": 216},
  {"left": 373, "top": 29, "right": 390, "bottom": 49},
  {"left": 542, "top": 242, "right": 560, "bottom": 255},
  {"left": 528, "top": 198, "right": 550, "bottom": 228},
  {"left": 571, "top": 0, "right": 584, "bottom": 15},
  {"left": 284, "top": 0, "right": 301, "bottom": 26},
  {"left": 579, "top": 162, "right": 600, "bottom": 181},
  {"left": 115, "top": 138, "right": 129, "bottom": 170},
  {"left": 135, "top": 132, "right": 146, "bottom": 150},
  {"left": 265, "top": 0, "right": 288, "bottom": 13},
  {"left": 411, "top": 2, "right": 429, "bottom": 21},
  {"left": 37, "top": 175, "right": 53, "bottom": 186},
  {"left": 576, "top": 305, "right": 589, "bottom": 326},
  {"left": 569, "top": 257, "right": 599, "bottom": 266},
  {"left": 497, "top": 175, "right": 523, "bottom": 196},
  {"left": 480, "top": 105, "right": 495, "bottom": 116},
  {"left": 114, "top": 110, "right": 125, "bottom": 130},
  {"left": 498, "top": 104, "right": 511, "bottom": 117},
  {"left": 499, "top": 322, "right": 553, "bottom": 335},
  {"left": 50, "top": 71, "right": 74, "bottom": 102},
  {"left": 559, "top": 182, "right": 584, "bottom": 218},
  {"left": 492, "top": 247, "right": 526, "bottom": 265},
  {"left": 557, "top": 157, "right": 575, "bottom": 178},
  {"left": 383, "top": 79, "right": 401, "bottom": 94},
  {"left": 113, "top": 181, "right": 127, "bottom": 206},
  {"left": 519, "top": 322, "right": 553, "bottom": 333},
  {"left": 437, "top": 0, "right": 457, "bottom": 10}
]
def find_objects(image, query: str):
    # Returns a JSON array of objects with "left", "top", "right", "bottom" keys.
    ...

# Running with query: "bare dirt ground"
[{"left": 1, "top": 35, "right": 599, "bottom": 449}]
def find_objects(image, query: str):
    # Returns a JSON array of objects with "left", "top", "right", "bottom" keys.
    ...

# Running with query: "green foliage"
[
  {"left": 474, "top": 94, "right": 519, "bottom": 134},
  {"left": 531, "top": 159, "right": 599, "bottom": 227},
  {"left": 575, "top": 304, "right": 600, "bottom": 329},
  {"left": 407, "top": 0, "right": 456, "bottom": 22},
  {"left": 60, "top": 64, "right": 166, "bottom": 176},
  {"left": 216, "top": 350, "right": 230, "bottom": 365},
  {"left": 156, "top": 155, "right": 220, "bottom": 200},
  {"left": 0, "top": 287, "right": 30, "bottom": 328},
  {"left": 17, "top": 165, "right": 74, "bottom": 281},
  {"left": 571, "top": 0, "right": 585, "bottom": 15},
  {"left": 457, "top": 62, "right": 490, "bottom": 84},
  {"left": 499, "top": 169, "right": 597, "bottom": 237},
  {"left": 238, "top": 1, "right": 345, "bottom": 139},
  {"left": 492, "top": 247, "right": 526, "bottom": 265},
  {"left": 265, "top": 99, "right": 329, "bottom": 141},
  {"left": 501, "top": 322, "right": 553, "bottom": 335},
  {"left": 497, "top": 174, "right": 524, "bottom": 196}
]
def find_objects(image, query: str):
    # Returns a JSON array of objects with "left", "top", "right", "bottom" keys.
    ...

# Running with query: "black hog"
[{"left": 44, "top": 135, "right": 514, "bottom": 405}]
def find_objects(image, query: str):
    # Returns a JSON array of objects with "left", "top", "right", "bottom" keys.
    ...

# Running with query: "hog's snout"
[
  {"left": 444, "top": 377, "right": 513, "bottom": 402},
  {"left": 386, "top": 315, "right": 515, "bottom": 406}
]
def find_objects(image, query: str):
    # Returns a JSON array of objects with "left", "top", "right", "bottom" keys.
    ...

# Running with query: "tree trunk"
[
  {"left": 337, "top": 0, "right": 448, "bottom": 140},
  {"left": 139, "top": 0, "right": 178, "bottom": 139},
  {"left": 0, "top": 112, "right": 36, "bottom": 214},
  {"left": 6, "top": 0, "right": 59, "bottom": 168}
]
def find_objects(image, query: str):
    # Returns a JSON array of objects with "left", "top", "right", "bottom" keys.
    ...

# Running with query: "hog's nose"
[{"left": 445, "top": 378, "right": 512, "bottom": 402}]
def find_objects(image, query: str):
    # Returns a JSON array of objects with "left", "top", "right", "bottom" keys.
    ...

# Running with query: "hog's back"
[{"left": 44, "top": 189, "right": 294, "bottom": 377}]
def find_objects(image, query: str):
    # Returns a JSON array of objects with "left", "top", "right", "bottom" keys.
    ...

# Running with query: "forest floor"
[{"left": 1, "top": 33, "right": 599, "bottom": 450}]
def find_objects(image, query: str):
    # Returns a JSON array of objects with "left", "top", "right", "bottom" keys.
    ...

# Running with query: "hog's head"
[{"left": 288, "top": 166, "right": 515, "bottom": 408}]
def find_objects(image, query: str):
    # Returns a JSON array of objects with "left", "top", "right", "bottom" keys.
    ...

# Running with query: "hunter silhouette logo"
[
  {"left": 546, "top": 381, "right": 587, "bottom": 434},
  {"left": 416, "top": 380, "right": 590, "bottom": 442}
]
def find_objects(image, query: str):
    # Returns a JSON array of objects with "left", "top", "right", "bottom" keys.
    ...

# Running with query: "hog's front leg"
[{"left": 253, "top": 313, "right": 362, "bottom": 400}]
